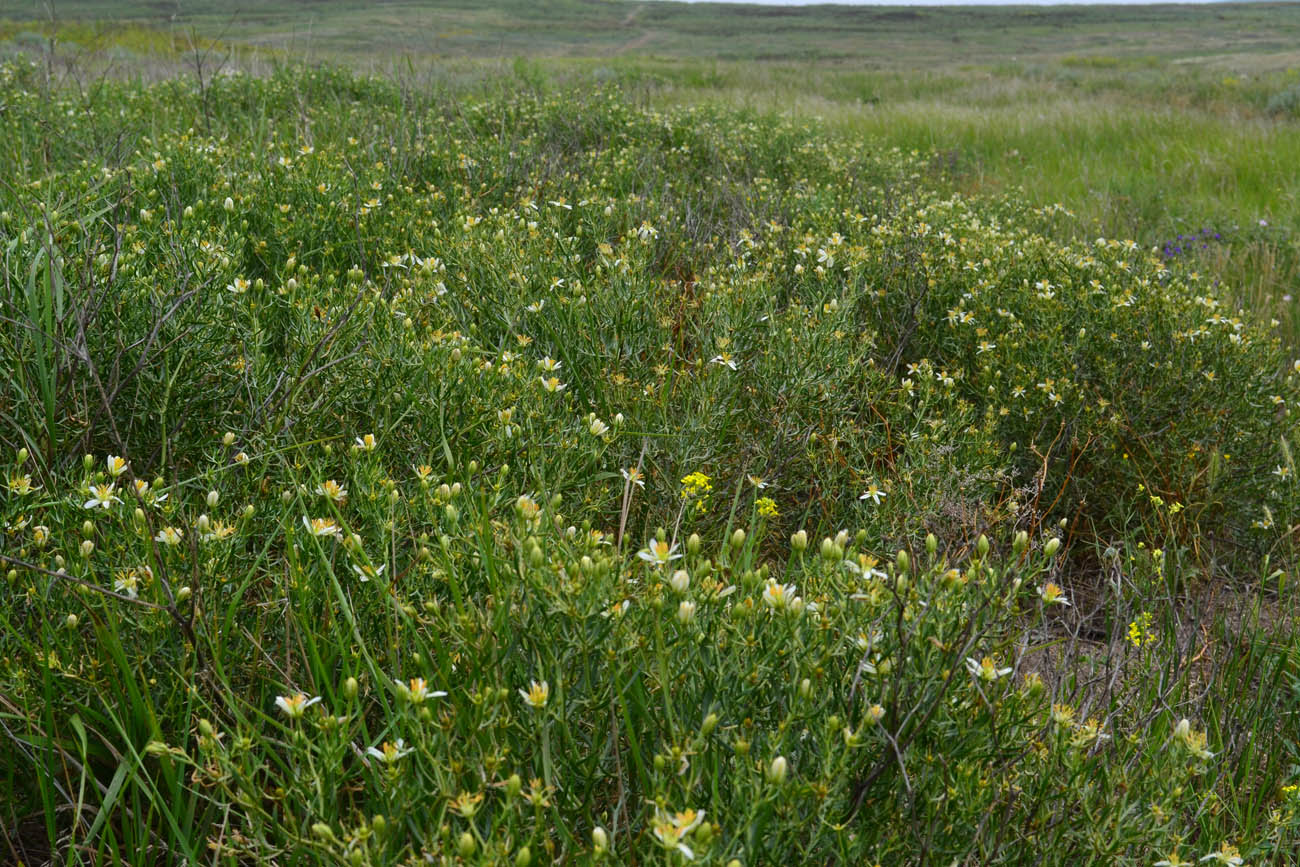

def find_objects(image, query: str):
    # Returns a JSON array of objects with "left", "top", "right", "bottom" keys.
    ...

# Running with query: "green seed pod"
[
  {"left": 457, "top": 832, "right": 476, "bottom": 858},
  {"left": 515, "top": 846, "right": 532, "bottom": 867},
  {"left": 977, "top": 534, "right": 990, "bottom": 557}
]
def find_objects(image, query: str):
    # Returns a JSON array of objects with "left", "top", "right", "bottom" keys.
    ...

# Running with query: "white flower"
[
  {"left": 302, "top": 516, "right": 341, "bottom": 538},
  {"left": 105, "top": 455, "right": 128, "bottom": 477},
  {"left": 401, "top": 677, "right": 446, "bottom": 705},
  {"left": 519, "top": 680, "right": 550, "bottom": 709},
  {"left": 709, "top": 353, "right": 738, "bottom": 370},
  {"left": 651, "top": 808, "right": 704, "bottom": 860},
  {"left": 353, "top": 434, "right": 377, "bottom": 451},
  {"left": 154, "top": 526, "right": 183, "bottom": 546},
  {"left": 351, "top": 562, "right": 386, "bottom": 583},
  {"left": 1198, "top": 844, "right": 1244, "bottom": 865},
  {"left": 366, "top": 739, "right": 412, "bottom": 764},
  {"left": 588, "top": 418, "right": 609, "bottom": 436},
  {"left": 858, "top": 483, "right": 886, "bottom": 505},
  {"left": 1037, "top": 582, "right": 1070, "bottom": 606},
  {"left": 637, "top": 539, "right": 681, "bottom": 567},
  {"left": 965, "top": 656, "right": 1011, "bottom": 682},
  {"left": 84, "top": 483, "right": 121, "bottom": 510},
  {"left": 621, "top": 467, "right": 645, "bottom": 489},
  {"left": 275, "top": 693, "right": 321, "bottom": 719},
  {"left": 762, "top": 580, "right": 798, "bottom": 611}
]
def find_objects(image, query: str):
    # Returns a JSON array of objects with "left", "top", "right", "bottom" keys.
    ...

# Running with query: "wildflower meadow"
[{"left": 1, "top": 38, "right": 1299, "bottom": 867}]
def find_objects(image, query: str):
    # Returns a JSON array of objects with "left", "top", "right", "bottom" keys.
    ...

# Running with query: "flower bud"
[
  {"left": 83, "top": 454, "right": 95, "bottom": 471},
  {"left": 1012, "top": 530, "right": 1029, "bottom": 555},
  {"left": 515, "top": 846, "right": 532, "bottom": 867},
  {"left": 343, "top": 676, "right": 359, "bottom": 700},
  {"left": 895, "top": 550, "right": 909, "bottom": 574},
  {"left": 506, "top": 773, "right": 523, "bottom": 798},
  {"left": 730, "top": 528, "right": 746, "bottom": 548},
  {"left": 80, "top": 539, "right": 95, "bottom": 558},
  {"left": 791, "top": 529, "right": 808, "bottom": 552},
  {"left": 222, "top": 432, "right": 236, "bottom": 446},
  {"left": 767, "top": 755, "right": 788, "bottom": 784},
  {"left": 207, "top": 490, "right": 219, "bottom": 508},
  {"left": 176, "top": 586, "right": 192, "bottom": 602},
  {"left": 1044, "top": 537, "right": 1061, "bottom": 557},
  {"left": 592, "top": 826, "right": 608, "bottom": 854},
  {"left": 977, "top": 534, "right": 990, "bottom": 557},
  {"left": 223, "top": 196, "right": 234, "bottom": 212},
  {"left": 371, "top": 814, "right": 387, "bottom": 834},
  {"left": 798, "top": 677, "right": 812, "bottom": 699},
  {"left": 65, "top": 613, "right": 79, "bottom": 629},
  {"left": 820, "top": 537, "right": 838, "bottom": 561},
  {"left": 670, "top": 569, "right": 690, "bottom": 594},
  {"left": 687, "top": 532, "right": 702, "bottom": 555},
  {"left": 926, "top": 533, "right": 937, "bottom": 557},
  {"left": 457, "top": 832, "right": 476, "bottom": 858},
  {"left": 16, "top": 447, "right": 28, "bottom": 464},
  {"left": 677, "top": 600, "right": 696, "bottom": 624},
  {"left": 701, "top": 712, "right": 719, "bottom": 737}
]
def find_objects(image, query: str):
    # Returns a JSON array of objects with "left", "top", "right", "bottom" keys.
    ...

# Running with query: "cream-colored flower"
[
  {"left": 637, "top": 539, "right": 680, "bottom": 567},
  {"left": 519, "top": 680, "right": 550, "bottom": 709},
  {"left": 859, "top": 483, "right": 886, "bottom": 505},
  {"left": 1038, "top": 582, "right": 1070, "bottom": 606},
  {"left": 316, "top": 480, "right": 348, "bottom": 504},
  {"left": 302, "top": 516, "right": 341, "bottom": 538},
  {"left": 154, "top": 526, "right": 183, "bottom": 546},
  {"left": 762, "top": 580, "right": 798, "bottom": 611},
  {"left": 365, "top": 739, "right": 411, "bottom": 764},
  {"left": 966, "top": 656, "right": 1011, "bottom": 682},
  {"left": 275, "top": 693, "right": 321, "bottom": 719},
  {"left": 84, "top": 483, "right": 121, "bottom": 510},
  {"left": 651, "top": 807, "right": 704, "bottom": 860},
  {"left": 401, "top": 677, "right": 446, "bottom": 705}
]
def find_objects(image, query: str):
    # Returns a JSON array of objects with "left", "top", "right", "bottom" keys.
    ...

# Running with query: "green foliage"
[{"left": 2, "top": 62, "right": 1299, "bottom": 865}]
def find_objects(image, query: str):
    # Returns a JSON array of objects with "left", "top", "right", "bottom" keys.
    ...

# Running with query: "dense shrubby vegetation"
[{"left": 2, "top": 62, "right": 1299, "bottom": 864}]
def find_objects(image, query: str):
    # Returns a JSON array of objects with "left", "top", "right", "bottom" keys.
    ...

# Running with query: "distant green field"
[{"left": 6, "top": 0, "right": 1300, "bottom": 67}]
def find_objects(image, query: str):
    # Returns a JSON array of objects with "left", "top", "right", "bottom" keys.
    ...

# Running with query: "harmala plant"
[
  {"left": 2, "top": 451, "right": 1298, "bottom": 863},
  {"left": 0, "top": 60, "right": 1298, "bottom": 864}
]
